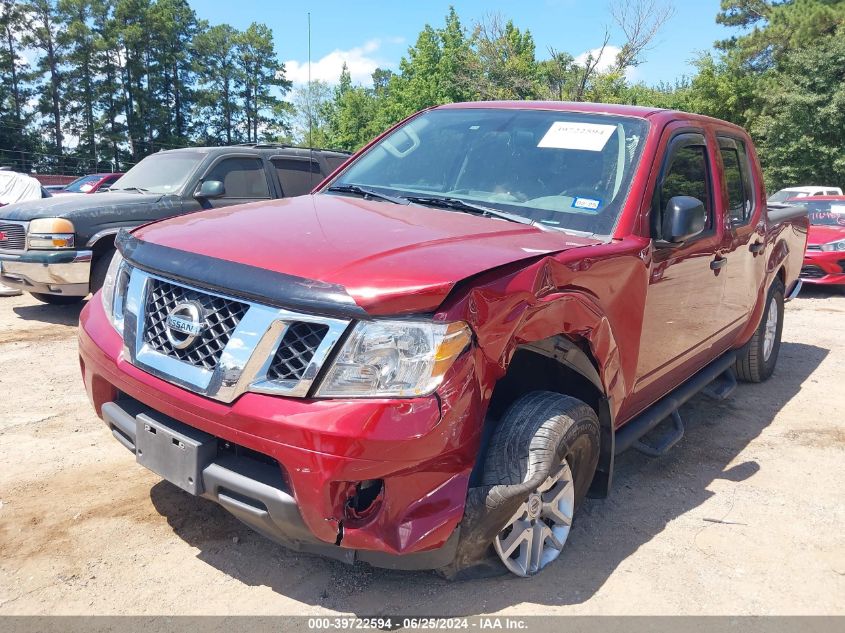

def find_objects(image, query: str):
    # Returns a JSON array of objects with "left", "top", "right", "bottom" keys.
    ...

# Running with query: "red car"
[
  {"left": 790, "top": 195, "right": 845, "bottom": 287},
  {"left": 55, "top": 172, "right": 124, "bottom": 194},
  {"left": 78, "top": 102, "right": 807, "bottom": 578}
]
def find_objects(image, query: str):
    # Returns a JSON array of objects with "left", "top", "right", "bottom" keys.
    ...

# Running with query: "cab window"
[
  {"left": 273, "top": 158, "right": 323, "bottom": 197},
  {"left": 718, "top": 137, "right": 755, "bottom": 227},
  {"left": 655, "top": 142, "right": 713, "bottom": 239},
  {"left": 205, "top": 157, "right": 270, "bottom": 199}
]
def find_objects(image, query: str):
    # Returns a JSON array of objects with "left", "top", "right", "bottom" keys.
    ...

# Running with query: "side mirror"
[
  {"left": 195, "top": 180, "right": 224, "bottom": 199},
  {"left": 661, "top": 196, "right": 706, "bottom": 244}
]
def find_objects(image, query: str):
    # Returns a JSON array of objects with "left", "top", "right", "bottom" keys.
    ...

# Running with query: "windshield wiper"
[
  {"left": 403, "top": 195, "right": 538, "bottom": 227},
  {"left": 327, "top": 184, "right": 409, "bottom": 205}
]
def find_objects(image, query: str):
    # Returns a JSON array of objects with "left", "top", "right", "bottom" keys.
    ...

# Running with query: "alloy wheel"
[{"left": 493, "top": 460, "right": 575, "bottom": 577}]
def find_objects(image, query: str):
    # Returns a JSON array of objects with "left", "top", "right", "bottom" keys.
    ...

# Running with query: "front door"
[
  {"left": 628, "top": 130, "right": 729, "bottom": 416},
  {"left": 197, "top": 156, "right": 274, "bottom": 210}
]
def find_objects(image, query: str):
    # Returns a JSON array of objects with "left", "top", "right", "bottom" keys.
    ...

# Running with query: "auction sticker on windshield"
[{"left": 538, "top": 121, "right": 616, "bottom": 151}]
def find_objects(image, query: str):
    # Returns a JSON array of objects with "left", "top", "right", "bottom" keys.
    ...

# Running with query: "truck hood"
[
  {"left": 808, "top": 224, "right": 845, "bottom": 246},
  {"left": 0, "top": 191, "right": 166, "bottom": 221},
  {"left": 133, "top": 194, "right": 600, "bottom": 314}
]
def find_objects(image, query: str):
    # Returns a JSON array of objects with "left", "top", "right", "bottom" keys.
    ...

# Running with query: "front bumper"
[
  {"left": 0, "top": 249, "right": 92, "bottom": 296},
  {"left": 78, "top": 296, "right": 482, "bottom": 568},
  {"left": 801, "top": 250, "right": 845, "bottom": 285}
]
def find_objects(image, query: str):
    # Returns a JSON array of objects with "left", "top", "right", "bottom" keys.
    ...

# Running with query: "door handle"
[
  {"left": 710, "top": 257, "right": 727, "bottom": 270},
  {"left": 749, "top": 240, "right": 765, "bottom": 254}
]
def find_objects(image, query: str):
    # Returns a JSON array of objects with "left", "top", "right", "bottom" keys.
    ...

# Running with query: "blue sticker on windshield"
[{"left": 572, "top": 197, "right": 602, "bottom": 211}]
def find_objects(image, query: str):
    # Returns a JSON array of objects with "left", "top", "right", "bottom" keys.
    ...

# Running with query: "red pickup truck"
[{"left": 78, "top": 102, "right": 808, "bottom": 578}]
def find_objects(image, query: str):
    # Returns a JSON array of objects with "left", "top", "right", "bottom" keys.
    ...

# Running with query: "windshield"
[
  {"left": 329, "top": 108, "right": 649, "bottom": 236},
  {"left": 111, "top": 152, "right": 203, "bottom": 195},
  {"left": 64, "top": 175, "right": 101, "bottom": 193},
  {"left": 769, "top": 189, "right": 807, "bottom": 203},
  {"left": 794, "top": 201, "right": 845, "bottom": 226}
]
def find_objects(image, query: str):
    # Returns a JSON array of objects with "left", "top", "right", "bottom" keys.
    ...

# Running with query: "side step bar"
[{"left": 615, "top": 351, "right": 737, "bottom": 456}]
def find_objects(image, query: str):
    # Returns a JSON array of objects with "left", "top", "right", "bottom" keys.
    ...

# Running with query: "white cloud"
[
  {"left": 283, "top": 38, "right": 391, "bottom": 86},
  {"left": 574, "top": 44, "right": 639, "bottom": 81},
  {"left": 574, "top": 45, "right": 622, "bottom": 73}
]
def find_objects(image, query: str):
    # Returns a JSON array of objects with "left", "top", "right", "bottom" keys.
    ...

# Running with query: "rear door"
[
  {"left": 629, "top": 128, "right": 729, "bottom": 414},
  {"left": 271, "top": 156, "right": 326, "bottom": 197},
  {"left": 715, "top": 135, "right": 766, "bottom": 328}
]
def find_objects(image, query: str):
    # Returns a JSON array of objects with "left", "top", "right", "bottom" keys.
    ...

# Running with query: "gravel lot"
[{"left": 0, "top": 288, "right": 843, "bottom": 616}]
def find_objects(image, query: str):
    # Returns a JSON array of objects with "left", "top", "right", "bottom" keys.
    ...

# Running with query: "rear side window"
[
  {"left": 324, "top": 155, "right": 348, "bottom": 173},
  {"left": 718, "top": 137, "right": 755, "bottom": 227},
  {"left": 273, "top": 158, "right": 322, "bottom": 197},
  {"left": 657, "top": 144, "right": 713, "bottom": 235},
  {"left": 205, "top": 157, "right": 270, "bottom": 199}
]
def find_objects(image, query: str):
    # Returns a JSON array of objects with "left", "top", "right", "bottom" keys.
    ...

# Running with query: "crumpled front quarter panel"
[{"left": 437, "top": 238, "right": 651, "bottom": 426}]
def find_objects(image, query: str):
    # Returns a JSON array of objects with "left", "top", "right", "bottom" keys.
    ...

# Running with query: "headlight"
[
  {"left": 317, "top": 320, "right": 472, "bottom": 397},
  {"left": 28, "top": 218, "right": 75, "bottom": 249},
  {"left": 820, "top": 238, "right": 845, "bottom": 252},
  {"left": 100, "top": 251, "right": 131, "bottom": 334}
]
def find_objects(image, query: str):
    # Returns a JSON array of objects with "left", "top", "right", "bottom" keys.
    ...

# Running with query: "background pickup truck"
[
  {"left": 0, "top": 144, "right": 350, "bottom": 304},
  {"left": 78, "top": 102, "right": 808, "bottom": 579}
]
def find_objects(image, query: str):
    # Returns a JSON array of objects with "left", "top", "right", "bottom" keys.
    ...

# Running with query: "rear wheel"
[
  {"left": 31, "top": 293, "right": 84, "bottom": 305},
  {"left": 734, "top": 277, "right": 784, "bottom": 382},
  {"left": 482, "top": 392, "right": 600, "bottom": 577}
]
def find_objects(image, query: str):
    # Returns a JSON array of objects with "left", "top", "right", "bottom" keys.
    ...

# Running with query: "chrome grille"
[
  {"left": 143, "top": 278, "right": 249, "bottom": 370},
  {"left": 268, "top": 321, "right": 330, "bottom": 382},
  {"left": 124, "top": 269, "right": 350, "bottom": 402},
  {"left": 0, "top": 223, "right": 26, "bottom": 250}
]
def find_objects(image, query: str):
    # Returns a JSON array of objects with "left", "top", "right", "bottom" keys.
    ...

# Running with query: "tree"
[
  {"left": 471, "top": 14, "right": 539, "bottom": 100},
  {"left": 23, "top": 0, "right": 68, "bottom": 168},
  {"left": 59, "top": 0, "right": 101, "bottom": 165},
  {"left": 147, "top": 0, "right": 199, "bottom": 145},
  {"left": 291, "top": 79, "right": 334, "bottom": 146},
  {"left": 193, "top": 23, "right": 242, "bottom": 144},
  {"left": 716, "top": 0, "right": 845, "bottom": 70},
  {"left": 236, "top": 22, "right": 290, "bottom": 142},
  {"left": 0, "top": 0, "right": 39, "bottom": 171},
  {"left": 610, "top": 0, "right": 675, "bottom": 72},
  {"left": 752, "top": 26, "right": 845, "bottom": 190},
  {"left": 113, "top": 0, "right": 154, "bottom": 160}
]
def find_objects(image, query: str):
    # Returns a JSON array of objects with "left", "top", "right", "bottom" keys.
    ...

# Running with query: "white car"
[
  {"left": 0, "top": 169, "right": 47, "bottom": 207},
  {"left": 0, "top": 170, "right": 49, "bottom": 296},
  {"left": 768, "top": 185, "right": 843, "bottom": 203}
]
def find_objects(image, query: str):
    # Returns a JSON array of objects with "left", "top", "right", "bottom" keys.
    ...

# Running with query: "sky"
[{"left": 193, "top": 0, "right": 730, "bottom": 88}]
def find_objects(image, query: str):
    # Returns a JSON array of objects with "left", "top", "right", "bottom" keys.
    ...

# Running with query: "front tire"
[
  {"left": 734, "top": 277, "right": 784, "bottom": 382},
  {"left": 89, "top": 247, "right": 116, "bottom": 294},
  {"left": 482, "top": 392, "right": 600, "bottom": 577}
]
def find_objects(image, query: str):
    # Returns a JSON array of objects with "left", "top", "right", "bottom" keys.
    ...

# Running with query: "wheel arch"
[
  {"left": 87, "top": 229, "right": 120, "bottom": 261},
  {"left": 472, "top": 334, "right": 616, "bottom": 497}
]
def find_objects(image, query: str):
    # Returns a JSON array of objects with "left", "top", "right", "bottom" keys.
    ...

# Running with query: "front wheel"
[
  {"left": 482, "top": 392, "right": 600, "bottom": 577},
  {"left": 734, "top": 278, "right": 784, "bottom": 382},
  {"left": 89, "top": 247, "right": 116, "bottom": 295}
]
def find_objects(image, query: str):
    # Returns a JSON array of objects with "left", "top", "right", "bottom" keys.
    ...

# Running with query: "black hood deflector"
[{"left": 116, "top": 230, "right": 368, "bottom": 320}]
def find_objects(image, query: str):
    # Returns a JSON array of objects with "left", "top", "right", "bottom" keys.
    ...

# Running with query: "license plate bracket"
[{"left": 135, "top": 412, "right": 217, "bottom": 495}]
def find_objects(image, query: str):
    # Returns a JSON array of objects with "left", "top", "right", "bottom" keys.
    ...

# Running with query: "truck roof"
[
  {"left": 438, "top": 100, "right": 666, "bottom": 118},
  {"left": 436, "top": 101, "right": 750, "bottom": 134},
  {"left": 156, "top": 144, "right": 352, "bottom": 157}
]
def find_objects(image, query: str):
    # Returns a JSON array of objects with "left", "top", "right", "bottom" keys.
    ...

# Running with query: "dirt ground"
[{"left": 0, "top": 288, "right": 843, "bottom": 616}]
